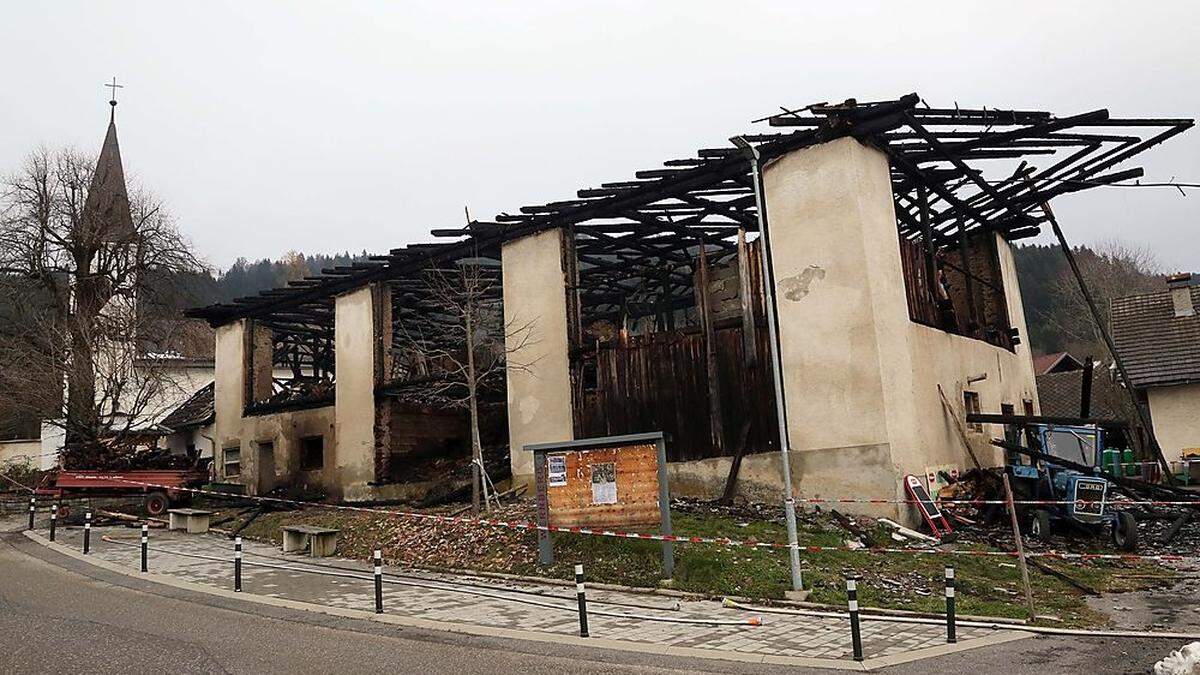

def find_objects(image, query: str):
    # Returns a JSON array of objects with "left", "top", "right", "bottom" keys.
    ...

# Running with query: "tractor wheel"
[
  {"left": 1112, "top": 512, "right": 1138, "bottom": 551},
  {"left": 1030, "top": 509, "right": 1052, "bottom": 540},
  {"left": 143, "top": 491, "right": 169, "bottom": 517}
]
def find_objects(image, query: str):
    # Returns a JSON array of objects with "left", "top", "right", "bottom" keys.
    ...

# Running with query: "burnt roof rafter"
[{"left": 188, "top": 92, "right": 1191, "bottom": 326}]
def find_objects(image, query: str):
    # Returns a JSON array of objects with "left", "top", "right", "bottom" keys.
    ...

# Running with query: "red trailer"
[{"left": 37, "top": 469, "right": 207, "bottom": 516}]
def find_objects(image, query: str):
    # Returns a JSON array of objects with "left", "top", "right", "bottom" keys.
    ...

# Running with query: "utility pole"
[{"left": 731, "top": 136, "right": 804, "bottom": 594}]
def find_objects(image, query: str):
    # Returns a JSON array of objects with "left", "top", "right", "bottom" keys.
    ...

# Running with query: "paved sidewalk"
[{"left": 37, "top": 524, "right": 1023, "bottom": 667}]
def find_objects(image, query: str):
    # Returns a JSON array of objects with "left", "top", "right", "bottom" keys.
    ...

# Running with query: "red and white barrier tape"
[
  {"left": 80, "top": 474, "right": 1200, "bottom": 507},
  {"left": 89, "top": 477, "right": 1193, "bottom": 562}
]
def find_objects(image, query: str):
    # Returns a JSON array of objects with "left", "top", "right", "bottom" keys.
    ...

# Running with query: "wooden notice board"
[
  {"left": 543, "top": 443, "right": 661, "bottom": 528},
  {"left": 529, "top": 432, "right": 674, "bottom": 577}
]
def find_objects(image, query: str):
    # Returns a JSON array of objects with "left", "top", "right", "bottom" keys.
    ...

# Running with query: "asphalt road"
[{"left": 0, "top": 518, "right": 1183, "bottom": 674}]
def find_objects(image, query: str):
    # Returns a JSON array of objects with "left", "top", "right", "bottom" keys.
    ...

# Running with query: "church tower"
[{"left": 65, "top": 79, "right": 140, "bottom": 449}]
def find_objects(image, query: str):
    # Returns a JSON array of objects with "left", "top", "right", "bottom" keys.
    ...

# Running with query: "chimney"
[{"left": 1167, "top": 272, "right": 1196, "bottom": 318}]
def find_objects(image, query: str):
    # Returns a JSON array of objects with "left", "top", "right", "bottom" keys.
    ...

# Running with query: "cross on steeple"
[{"left": 105, "top": 77, "right": 123, "bottom": 120}]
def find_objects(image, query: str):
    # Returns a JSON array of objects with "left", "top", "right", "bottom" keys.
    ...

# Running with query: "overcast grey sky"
[{"left": 2, "top": 1, "right": 1197, "bottom": 271}]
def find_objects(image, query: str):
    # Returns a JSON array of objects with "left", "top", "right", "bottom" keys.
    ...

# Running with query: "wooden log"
[
  {"left": 938, "top": 384, "right": 984, "bottom": 470},
  {"left": 694, "top": 242, "right": 724, "bottom": 454},
  {"left": 736, "top": 228, "right": 758, "bottom": 368},
  {"left": 719, "top": 421, "right": 753, "bottom": 505},
  {"left": 1002, "top": 473, "right": 1036, "bottom": 620}
]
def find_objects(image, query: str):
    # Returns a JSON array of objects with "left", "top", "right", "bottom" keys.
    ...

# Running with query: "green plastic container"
[{"left": 1101, "top": 448, "right": 1120, "bottom": 474}]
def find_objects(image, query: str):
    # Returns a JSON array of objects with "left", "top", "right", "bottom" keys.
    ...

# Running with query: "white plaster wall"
[
  {"left": 760, "top": 136, "right": 1041, "bottom": 518},
  {"left": 213, "top": 319, "right": 339, "bottom": 496},
  {"left": 213, "top": 322, "right": 246, "bottom": 456},
  {"left": 0, "top": 439, "right": 43, "bottom": 467},
  {"left": 501, "top": 228, "right": 574, "bottom": 486},
  {"left": 334, "top": 285, "right": 377, "bottom": 501},
  {"left": 38, "top": 422, "right": 65, "bottom": 470},
  {"left": 762, "top": 137, "right": 894, "bottom": 452},
  {"left": 1147, "top": 384, "right": 1200, "bottom": 457},
  {"left": 887, "top": 233, "right": 1041, "bottom": 476},
  {"left": 163, "top": 424, "right": 215, "bottom": 459}
]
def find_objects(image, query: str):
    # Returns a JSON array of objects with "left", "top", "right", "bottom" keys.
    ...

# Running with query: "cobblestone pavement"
[{"left": 43, "top": 524, "right": 1009, "bottom": 663}]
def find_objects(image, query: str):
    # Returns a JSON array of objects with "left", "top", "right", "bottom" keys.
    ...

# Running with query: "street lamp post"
[{"left": 731, "top": 136, "right": 803, "bottom": 594}]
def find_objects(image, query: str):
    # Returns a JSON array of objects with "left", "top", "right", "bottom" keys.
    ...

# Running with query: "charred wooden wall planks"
[{"left": 571, "top": 321, "right": 778, "bottom": 463}]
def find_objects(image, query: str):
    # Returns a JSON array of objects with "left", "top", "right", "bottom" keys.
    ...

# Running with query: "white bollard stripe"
[
  {"left": 946, "top": 568, "right": 955, "bottom": 579},
  {"left": 848, "top": 600, "right": 859, "bottom": 612},
  {"left": 576, "top": 583, "right": 585, "bottom": 593},
  {"left": 846, "top": 580, "right": 857, "bottom": 591},
  {"left": 946, "top": 588, "right": 955, "bottom": 598},
  {"left": 574, "top": 564, "right": 584, "bottom": 575}
]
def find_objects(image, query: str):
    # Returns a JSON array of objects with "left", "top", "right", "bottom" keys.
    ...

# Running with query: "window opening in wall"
[
  {"left": 898, "top": 226, "right": 1014, "bottom": 350},
  {"left": 963, "top": 391, "right": 982, "bottom": 432},
  {"left": 300, "top": 436, "right": 324, "bottom": 471},
  {"left": 223, "top": 446, "right": 241, "bottom": 477},
  {"left": 244, "top": 314, "right": 337, "bottom": 415}
]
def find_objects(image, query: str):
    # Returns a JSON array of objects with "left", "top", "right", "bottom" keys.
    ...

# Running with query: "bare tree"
[
  {"left": 1042, "top": 238, "right": 1162, "bottom": 358},
  {"left": 390, "top": 261, "right": 537, "bottom": 513},
  {"left": 0, "top": 145, "right": 203, "bottom": 466}
]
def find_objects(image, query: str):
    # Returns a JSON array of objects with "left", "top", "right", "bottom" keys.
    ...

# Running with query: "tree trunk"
[
  {"left": 65, "top": 266, "right": 101, "bottom": 463},
  {"left": 465, "top": 303, "right": 484, "bottom": 514}
]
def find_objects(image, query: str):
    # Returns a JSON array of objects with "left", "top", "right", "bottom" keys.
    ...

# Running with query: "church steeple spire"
[{"left": 85, "top": 78, "right": 135, "bottom": 243}]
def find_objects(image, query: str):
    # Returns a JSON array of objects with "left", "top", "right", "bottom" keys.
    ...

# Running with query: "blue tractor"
[{"left": 1007, "top": 423, "right": 1138, "bottom": 551}]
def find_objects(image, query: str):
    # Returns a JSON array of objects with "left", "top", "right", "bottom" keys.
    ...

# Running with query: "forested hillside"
[
  {"left": 1013, "top": 241, "right": 1163, "bottom": 358},
  {"left": 175, "top": 251, "right": 373, "bottom": 308}
]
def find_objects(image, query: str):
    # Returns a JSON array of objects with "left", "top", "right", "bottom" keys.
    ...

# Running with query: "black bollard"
[
  {"left": 575, "top": 563, "right": 589, "bottom": 638},
  {"left": 140, "top": 524, "right": 148, "bottom": 572},
  {"left": 234, "top": 537, "right": 243, "bottom": 592},
  {"left": 373, "top": 549, "right": 383, "bottom": 614},
  {"left": 27, "top": 497, "right": 35, "bottom": 531},
  {"left": 847, "top": 577, "right": 863, "bottom": 662},
  {"left": 49, "top": 505, "right": 57, "bottom": 542},
  {"left": 83, "top": 511, "right": 92, "bottom": 554},
  {"left": 945, "top": 567, "right": 957, "bottom": 643}
]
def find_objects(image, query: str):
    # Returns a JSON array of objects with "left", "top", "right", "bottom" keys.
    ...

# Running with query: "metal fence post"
[
  {"left": 234, "top": 537, "right": 243, "bottom": 592},
  {"left": 847, "top": 577, "right": 863, "bottom": 662},
  {"left": 945, "top": 566, "right": 957, "bottom": 643},
  {"left": 575, "top": 564, "right": 590, "bottom": 638},
  {"left": 28, "top": 497, "right": 35, "bottom": 531},
  {"left": 140, "top": 524, "right": 148, "bottom": 572},
  {"left": 83, "top": 511, "right": 92, "bottom": 554},
  {"left": 374, "top": 549, "right": 384, "bottom": 614},
  {"left": 49, "top": 505, "right": 57, "bottom": 542}
]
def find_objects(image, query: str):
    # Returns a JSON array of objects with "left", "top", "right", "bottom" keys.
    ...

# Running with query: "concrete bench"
[
  {"left": 281, "top": 525, "right": 341, "bottom": 557},
  {"left": 167, "top": 508, "right": 214, "bottom": 534}
]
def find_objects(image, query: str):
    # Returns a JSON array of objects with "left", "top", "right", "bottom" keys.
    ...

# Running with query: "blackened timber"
[
  {"left": 959, "top": 224, "right": 978, "bottom": 330},
  {"left": 918, "top": 186, "right": 938, "bottom": 308},
  {"left": 736, "top": 228, "right": 758, "bottom": 368},
  {"left": 694, "top": 241, "right": 724, "bottom": 453}
]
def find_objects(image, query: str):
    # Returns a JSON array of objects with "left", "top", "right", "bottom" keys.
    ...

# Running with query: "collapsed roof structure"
[
  {"left": 189, "top": 93, "right": 1192, "bottom": 509},
  {"left": 191, "top": 93, "right": 1191, "bottom": 337}
]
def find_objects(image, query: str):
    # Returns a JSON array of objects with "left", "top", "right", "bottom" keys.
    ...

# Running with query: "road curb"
[{"left": 23, "top": 529, "right": 1032, "bottom": 671}]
